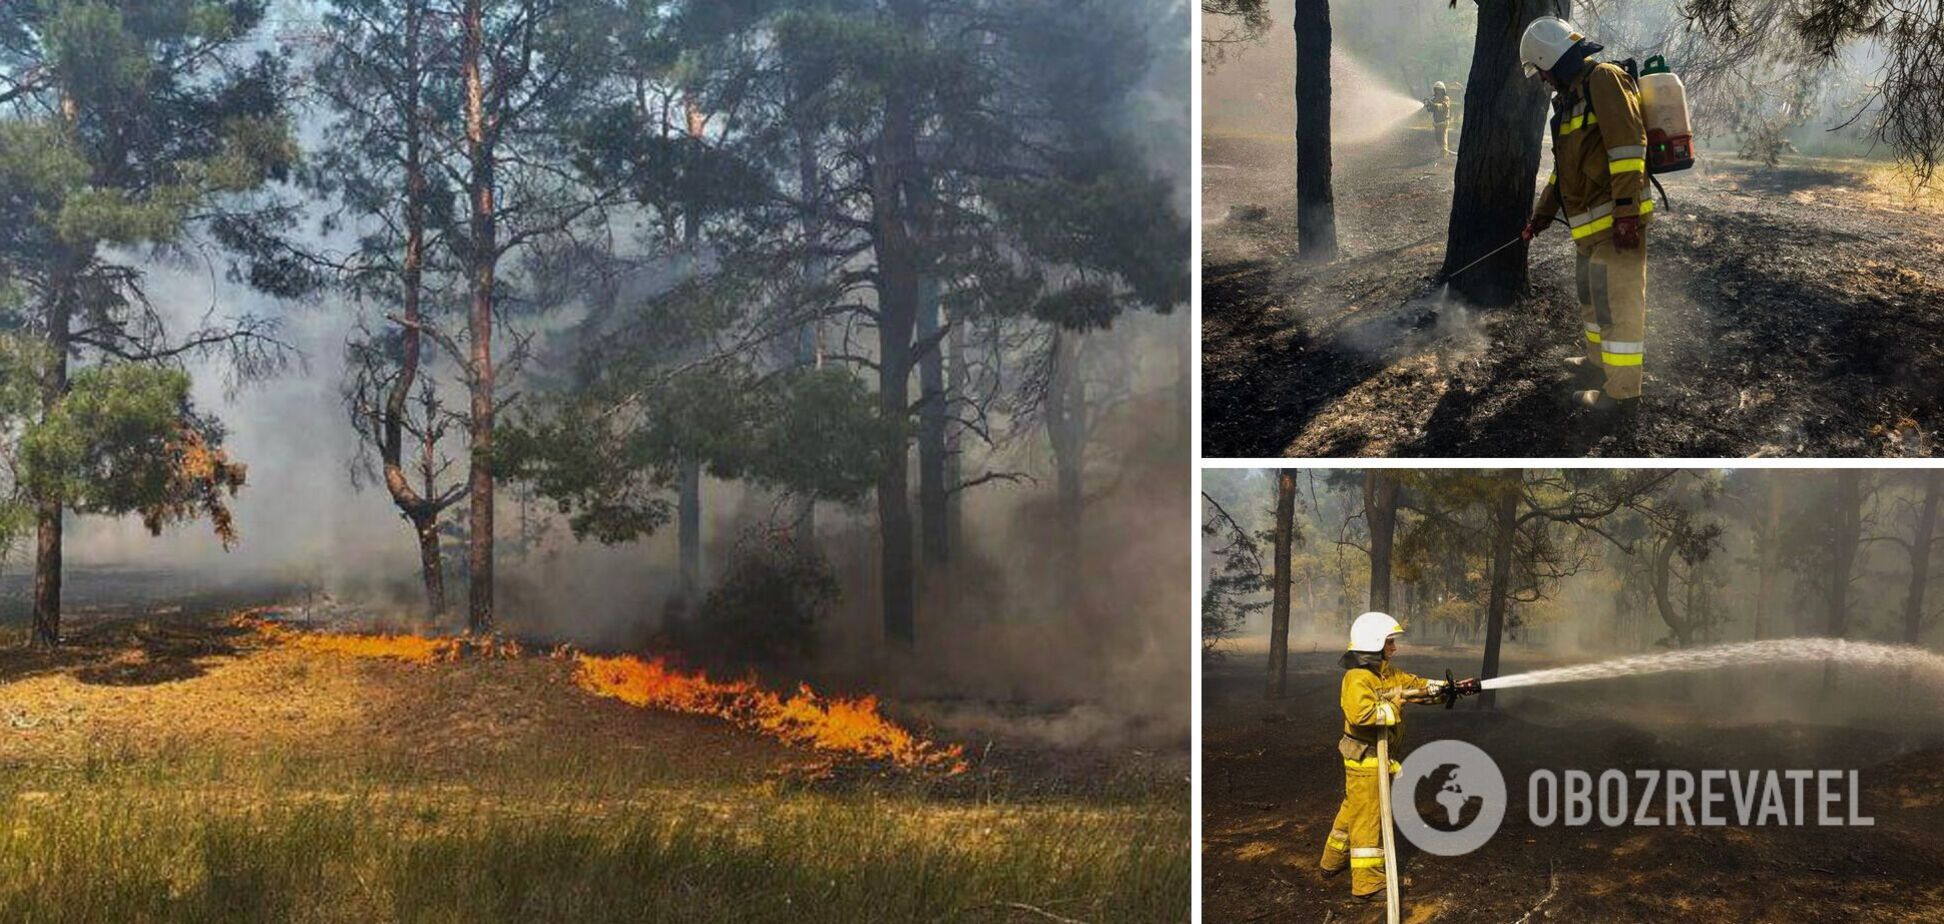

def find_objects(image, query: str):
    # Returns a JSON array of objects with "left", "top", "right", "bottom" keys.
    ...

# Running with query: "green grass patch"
[{"left": 0, "top": 750, "right": 1186, "bottom": 923}]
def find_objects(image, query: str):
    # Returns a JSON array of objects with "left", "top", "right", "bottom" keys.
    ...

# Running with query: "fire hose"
[
  {"left": 1375, "top": 735, "right": 1402, "bottom": 924},
  {"left": 1374, "top": 672, "right": 1476, "bottom": 923}
]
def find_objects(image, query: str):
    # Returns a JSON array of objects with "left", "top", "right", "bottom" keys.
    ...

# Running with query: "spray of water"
[
  {"left": 1481, "top": 638, "right": 1944, "bottom": 692},
  {"left": 1332, "top": 53, "right": 1428, "bottom": 146}
]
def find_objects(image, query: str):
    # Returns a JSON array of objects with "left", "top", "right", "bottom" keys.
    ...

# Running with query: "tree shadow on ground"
[{"left": 0, "top": 612, "right": 253, "bottom": 687}]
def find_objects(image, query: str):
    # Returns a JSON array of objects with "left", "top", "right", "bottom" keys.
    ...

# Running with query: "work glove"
[
  {"left": 1613, "top": 214, "right": 1641, "bottom": 251},
  {"left": 1520, "top": 216, "right": 1547, "bottom": 242}
]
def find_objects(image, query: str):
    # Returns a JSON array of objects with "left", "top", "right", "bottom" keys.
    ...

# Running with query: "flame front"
[
  {"left": 573, "top": 653, "right": 967, "bottom": 773},
  {"left": 233, "top": 613, "right": 962, "bottom": 773},
  {"left": 235, "top": 615, "right": 514, "bottom": 664}
]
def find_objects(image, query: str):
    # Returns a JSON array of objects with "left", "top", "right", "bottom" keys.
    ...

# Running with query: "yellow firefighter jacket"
[
  {"left": 1338, "top": 655, "right": 1431, "bottom": 765},
  {"left": 1427, "top": 95, "right": 1450, "bottom": 125},
  {"left": 1531, "top": 61, "right": 1654, "bottom": 252}
]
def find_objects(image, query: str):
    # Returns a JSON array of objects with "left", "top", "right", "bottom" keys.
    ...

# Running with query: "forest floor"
[
  {"left": 1202, "top": 645, "right": 1944, "bottom": 923},
  {"left": 0, "top": 597, "right": 1186, "bottom": 923},
  {"left": 1202, "top": 122, "right": 1944, "bottom": 457}
]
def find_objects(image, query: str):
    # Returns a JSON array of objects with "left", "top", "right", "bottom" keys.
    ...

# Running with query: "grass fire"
[
  {"left": 0, "top": 0, "right": 1190, "bottom": 920},
  {"left": 236, "top": 613, "right": 966, "bottom": 772}
]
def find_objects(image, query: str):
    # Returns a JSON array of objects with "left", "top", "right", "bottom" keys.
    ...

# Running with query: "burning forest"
[
  {"left": 1203, "top": 468, "right": 1944, "bottom": 921},
  {"left": 0, "top": 1, "right": 1192, "bottom": 921}
]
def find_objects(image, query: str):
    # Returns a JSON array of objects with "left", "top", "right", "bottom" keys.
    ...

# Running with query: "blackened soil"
[
  {"left": 1202, "top": 650, "right": 1944, "bottom": 922},
  {"left": 1202, "top": 128, "right": 1944, "bottom": 458}
]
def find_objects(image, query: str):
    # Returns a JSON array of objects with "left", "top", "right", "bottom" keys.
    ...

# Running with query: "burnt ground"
[
  {"left": 0, "top": 592, "right": 1184, "bottom": 800},
  {"left": 1202, "top": 647, "right": 1944, "bottom": 923},
  {"left": 1202, "top": 125, "right": 1944, "bottom": 457}
]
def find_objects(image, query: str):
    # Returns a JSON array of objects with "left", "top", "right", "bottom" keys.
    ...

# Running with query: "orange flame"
[
  {"left": 233, "top": 614, "right": 522, "bottom": 664},
  {"left": 573, "top": 653, "right": 967, "bottom": 774},
  {"left": 232, "top": 612, "right": 962, "bottom": 773}
]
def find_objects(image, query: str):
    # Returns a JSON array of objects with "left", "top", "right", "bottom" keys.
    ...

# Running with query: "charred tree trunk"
[
  {"left": 1267, "top": 470, "right": 1296, "bottom": 698},
  {"left": 678, "top": 458, "right": 702, "bottom": 611},
  {"left": 1292, "top": 0, "right": 1337, "bottom": 260},
  {"left": 1478, "top": 470, "right": 1521, "bottom": 710},
  {"left": 916, "top": 278, "right": 949, "bottom": 565},
  {"left": 1440, "top": 0, "right": 1565, "bottom": 305},
  {"left": 461, "top": 0, "right": 497, "bottom": 635},
  {"left": 1825, "top": 470, "right": 1863, "bottom": 689},
  {"left": 1363, "top": 471, "right": 1398, "bottom": 612},
  {"left": 1905, "top": 470, "right": 1941, "bottom": 645}
]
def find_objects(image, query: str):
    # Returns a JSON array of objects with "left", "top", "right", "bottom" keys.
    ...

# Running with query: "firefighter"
[
  {"left": 1425, "top": 82, "right": 1454, "bottom": 157},
  {"left": 1518, "top": 16, "right": 1651, "bottom": 418},
  {"left": 1318, "top": 611, "right": 1480, "bottom": 900}
]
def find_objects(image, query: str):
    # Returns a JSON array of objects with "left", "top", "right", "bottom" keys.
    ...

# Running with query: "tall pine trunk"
[
  {"left": 1755, "top": 476, "right": 1781, "bottom": 639},
  {"left": 1478, "top": 470, "right": 1520, "bottom": 710},
  {"left": 791, "top": 118, "right": 824, "bottom": 548},
  {"left": 1825, "top": 470, "right": 1862, "bottom": 689},
  {"left": 30, "top": 243, "right": 78, "bottom": 648},
  {"left": 917, "top": 278, "right": 948, "bottom": 565},
  {"left": 462, "top": 0, "right": 498, "bottom": 635},
  {"left": 944, "top": 311, "right": 967, "bottom": 557},
  {"left": 1047, "top": 332, "right": 1087, "bottom": 580},
  {"left": 382, "top": 0, "right": 448, "bottom": 622},
  {"left": 1363, "top": 471, "right": 1398, "bottom": 612},
  {"left": 1292, "top": 0, "right": 1337, "bottom": 260},
  {"left": 1905, "top": 471, "right": 1940, "bottom": 645},
  {"left": 877, "top": 299, "right": 916, "bottom": 646},
  {"left": 1267, "top": 470, "right": 1296, "bottom": 698},
  {"left": 1441, "top": 0, "right": 1564, "bottom": 305},
  {"left": 869, "top": 0, "right": 929, "bottom": 648}
]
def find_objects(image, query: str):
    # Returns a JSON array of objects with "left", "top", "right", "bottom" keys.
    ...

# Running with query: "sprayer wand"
[{"left": 1442, "top": 216, "right": 1569, "bottom": 281}]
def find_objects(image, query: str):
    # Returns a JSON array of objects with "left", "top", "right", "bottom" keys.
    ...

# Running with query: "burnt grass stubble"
[
  {"left": 1202, "top": 651, "right": 1944, "bottom": 923},
  {"left": 1202, "top": 129, "right": 1944, "bottom": 458}
]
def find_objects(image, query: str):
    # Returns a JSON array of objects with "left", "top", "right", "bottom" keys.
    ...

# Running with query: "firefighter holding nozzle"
[
  {"left": 1318, "top": 612, "right": 1481, "bottom": 900},
  {"left": 1519, "top": 16, "right": 1652, "bottom": 421}
]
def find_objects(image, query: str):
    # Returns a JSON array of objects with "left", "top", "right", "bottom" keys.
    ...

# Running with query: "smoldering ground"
[{"left": 1204, "top": 0, "right": 1944, "bottom": 458}]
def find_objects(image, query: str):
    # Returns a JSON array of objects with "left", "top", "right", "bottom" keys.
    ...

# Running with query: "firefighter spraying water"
[{"left": 1317, "top": 612, "right": 1480, "bottom": 904}]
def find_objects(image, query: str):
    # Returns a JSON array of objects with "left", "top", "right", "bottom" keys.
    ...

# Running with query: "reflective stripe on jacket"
[
  {"left": 1532, "top": 61, "right": 1653, "bottom": 251},
  {"left": 1338, "top": 659, "right": 1429, "bottom": 759}
]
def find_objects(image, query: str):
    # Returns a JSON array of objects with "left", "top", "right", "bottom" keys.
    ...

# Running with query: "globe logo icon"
[{"left": 1391, "top": 739, "right": 1506, "bottom": 856}]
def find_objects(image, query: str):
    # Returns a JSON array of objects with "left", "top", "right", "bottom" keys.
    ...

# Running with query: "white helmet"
[
  {"left": 1432, "top": 81, "right": 1446, "bottom": 93},
  {"left": 1348, "top": 611, "right": 1404, "bottom": 652},
  {"left": 1520, "top": 16, "right": 1584, "bottom": 78}
]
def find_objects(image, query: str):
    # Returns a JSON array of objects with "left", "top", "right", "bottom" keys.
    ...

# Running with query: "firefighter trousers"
[
  {"left": 1319, "top": 754, "right": 1400, "bottom": 897},
  {"left": 1575, "top": 235, "right": 1648, "bottom": 400}
]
